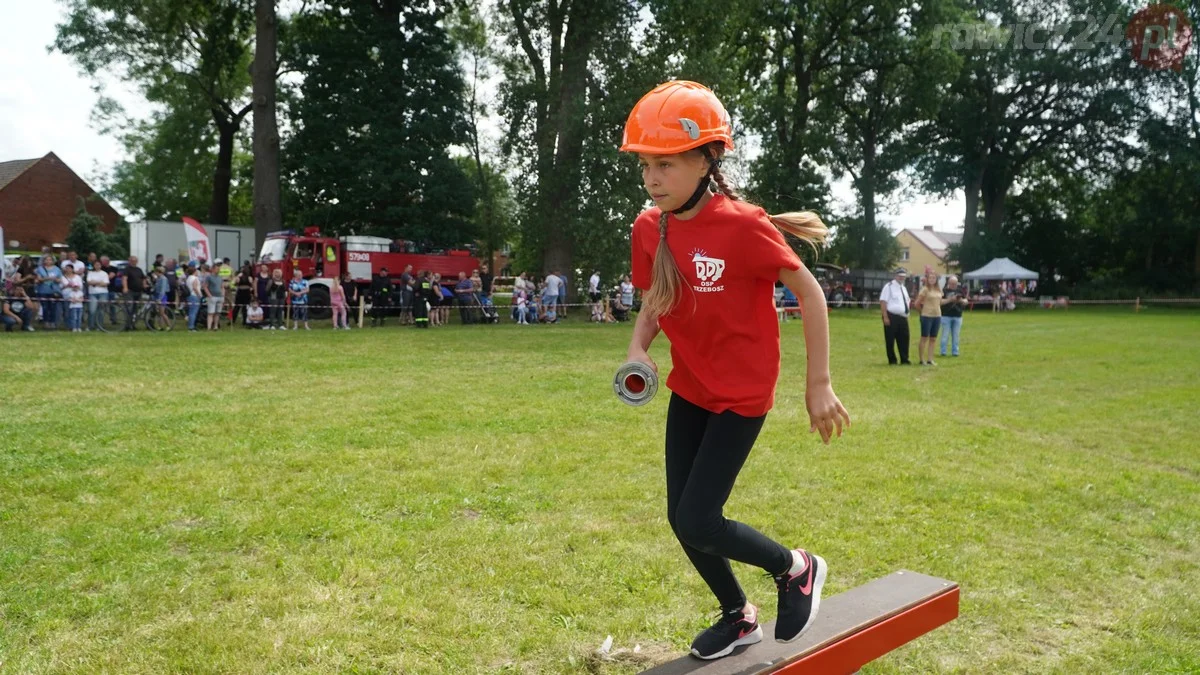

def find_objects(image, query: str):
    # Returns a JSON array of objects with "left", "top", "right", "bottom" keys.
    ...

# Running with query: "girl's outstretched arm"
[{"left": 779, "top": 265, "right": 851, "bottom": 444}]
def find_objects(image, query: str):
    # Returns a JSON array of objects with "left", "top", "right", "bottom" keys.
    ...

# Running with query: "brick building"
[{"left": 0, "top": 152, "right": 120, "bottom": 252}]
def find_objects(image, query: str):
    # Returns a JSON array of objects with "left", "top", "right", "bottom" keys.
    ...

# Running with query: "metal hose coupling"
[{"left": 614, "top": 360, "right": 658, "bottom": 406}]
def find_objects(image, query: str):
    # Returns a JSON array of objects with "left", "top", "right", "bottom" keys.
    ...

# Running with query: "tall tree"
[
  {"left": 451, "top": 3, "right": 504, "bottom": 267},
  {"left": 252, "top": 0, "right": 283, "bottom": 246},
  {"left": 102, "top": 100, "right": 251, "bottom": 225},
  {"left": 648, "top": 0, "right": 898, "bottom": 215},
  {"left": 285, "top": 0, "right": 475, "bottom": 244},
  {"left": 822, "top": 0, "right": 960, "bottom": 267},
  {"left": 913, "top": 0, "right": 1145, "bottom": 268},
  {"left": 496, "top": 0, "right": 646, "bottom": 286},
  {"left": 55, "top": 0, "right": 256, "bottom": 225}
]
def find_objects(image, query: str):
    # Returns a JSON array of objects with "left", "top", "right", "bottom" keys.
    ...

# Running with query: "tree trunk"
[
  {"left": 962, "top": 165, "right": 983, "bottom": 244},
  {"left": 859, "top": 123, "right": 877, "bottom": 268},
  {"left": 211, "top": 112, "right": 236, "bottom": 225},
  {"left": 982, "top": 174, "right": 1010, "bottom": 233},
  {"left": 1193, "top": 225, "right": 1200, "bottom": 279},
  {"left": 252, "top": 0, "right": 282, "bottom": 255}
]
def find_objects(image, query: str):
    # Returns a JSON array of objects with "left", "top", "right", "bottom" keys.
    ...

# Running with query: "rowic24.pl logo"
[{"left": 931, "top": 4, "right": 1193, "bottom": 71}]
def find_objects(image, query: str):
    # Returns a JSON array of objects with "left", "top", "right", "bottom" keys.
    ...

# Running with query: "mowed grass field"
[{"left": 1, "top": 308, "right": 1197, "bottom": 674}]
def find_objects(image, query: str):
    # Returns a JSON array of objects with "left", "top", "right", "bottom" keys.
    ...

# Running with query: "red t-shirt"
[{"left": 631, "top": 194, "right": 802, "bottom": 416}]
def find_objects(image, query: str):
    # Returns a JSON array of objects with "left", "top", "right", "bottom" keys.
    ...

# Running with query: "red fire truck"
[{"left": 257, "top": 227, "right": 482, "bottom": 317}]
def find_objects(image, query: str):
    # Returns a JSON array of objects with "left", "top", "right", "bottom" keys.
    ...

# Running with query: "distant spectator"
[
  {"left": 151, "top": 266, "right": 171, "bottom": 328},
  {"left": 35, "top": 255, "right": 63, "bottom": 329},
  {"left": 412, "top": 272, "right": 430, "bottom": 328},
  {"left": 255, "top": 264, "right": 272, "bottom": 308},
  {"left": 455, "top": 271, "right": 477, "bottom": 324},
  {"left": 423, "top": 272, "right": 440, "bottom": 327},
  {"left": 549, "top": 269, "right": 566, "bottom": 318},
  {"left": 619, "top": 275, "right": 634, "bottom": 310},
  {"left": 513, "top": 271, "right": 530, "bottom": 296},
  {"left": 370, "top": 267, "right": 392, "bottom": 327},
  {"left": 515, "top": 286, "right": 530, "bottom": 325},
  {"left": 11, "top": 257, "right": 37, "bottom": 296},
  {"left": 246, "top": 299, "right": 264, "bottom": 329},
  {"left": 915, "top": 269, "right": 943, "bottom": 366},
  {"left": 431, "top": 273, "right": 449, "bottom": 326},
  {"left": 203, "top": 263, "right": 225, "bottom": 331},
  {"left": 2, "top": 285, "right": 35, "bottom": 332},
  {"left": 232, "top": 263, "right": 254, "bottom": 325},
  {"left": 939, "top": 275, "right": 967, "bottom": 358},
  {"left": 59, "top": 250, "right": 85, "bottom": 275},
  {"left": 601, "top": 295, "right": 617, "bottom": 323},
  {"left": 540, "top": 277, "right": 559, "bottom": 323},
  {"left": 588, "top": 270, "right": 602, "bottom": 322},
  {"left": 479, "top": 263, "right": 494, "bottom": 301},
  {"left": 399, "top": 264, "right": 415, "bottom": 325},
  {"left": 219, "top": 258, "right": 233, "bottom": 309},
  {"left": 102, "top": 255, "right": 122, "bottom": 325},
  {"left": 880, "top": 268, "right": 912, "bottom": 366},
  {"left": 266, "top": 269, "right": 288, "bottom": 330},
  {"left": 341, "top": 271, "right": 359, "bottom": 314},
  {"left": 153, "top": 253, "right": 165, "bottom": 270},
  {"left": 330, "top": 278, "right": 349, "bottom": 330},
  {"left": 289, "top": 268, "right": 310, "bottom": 330},
  {"left": 122, "top": 256, "right": 148, "bottom": 332},
  {"left": 185, "top": 265, "right": 202, "bottom": 331},
  {"left": 543, "top": 271, "right": 562, "bottom": 321},
  {"left": 85, "top": 252, "right": 99, "bottom": 271},
  {"left": 61, "top": 265, "right": 85, "bottom": 332},
  {"left": 86, "top": 262, "right": 110, "bottom": 330},
  {"left": 164, "top": 258, "right": 180, "bottom": 308}
]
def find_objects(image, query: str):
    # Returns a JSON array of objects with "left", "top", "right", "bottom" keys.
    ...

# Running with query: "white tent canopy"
[{"left": 963, "top": 257, "right": 1039, "bottom": 281}]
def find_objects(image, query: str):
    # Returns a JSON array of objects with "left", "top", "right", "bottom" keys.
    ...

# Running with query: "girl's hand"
[
  {"left": 806, "top": 384, "right": 851, "bottom": 444},
  {"left": 626, "top": 347, "right": 658, "bottom": 376}
]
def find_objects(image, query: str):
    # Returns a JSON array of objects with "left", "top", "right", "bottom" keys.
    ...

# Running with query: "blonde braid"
[{"left": 641, "top": 211, "right": 689, "bottom": 319}]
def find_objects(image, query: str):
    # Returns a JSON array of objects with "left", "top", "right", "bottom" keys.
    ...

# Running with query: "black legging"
[{"left": 665, "top": 393, "right": 792, "bottom": 610}]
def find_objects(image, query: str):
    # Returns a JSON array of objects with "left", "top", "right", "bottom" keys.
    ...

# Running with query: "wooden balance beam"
[{"left": 639, "top": 570, "right": 959, "bottom": 675}]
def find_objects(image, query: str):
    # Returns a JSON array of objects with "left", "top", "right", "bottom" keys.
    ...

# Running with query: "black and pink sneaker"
[
  {"left": 690, "top": 602, "right": 763, "bottom": 660},
  {"left": 773, "top": 549, "right": 827, "bottom": 642}
]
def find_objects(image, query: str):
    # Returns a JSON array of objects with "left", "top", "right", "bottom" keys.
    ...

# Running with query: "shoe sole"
[
  {"left": 777, "top": 554, "right": 828, "bottom": 643},
  {"left": 691, "top": 625, "right": 763, "bottom": 660}
]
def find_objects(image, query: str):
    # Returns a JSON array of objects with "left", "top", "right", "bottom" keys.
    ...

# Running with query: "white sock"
[{"left": 787, "top": 550, "right": 807, "bottom": 576}]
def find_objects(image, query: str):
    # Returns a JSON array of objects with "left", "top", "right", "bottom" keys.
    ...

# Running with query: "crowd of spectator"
[{"left": 4, "top": 252, "right": 640, "bottom": 333}]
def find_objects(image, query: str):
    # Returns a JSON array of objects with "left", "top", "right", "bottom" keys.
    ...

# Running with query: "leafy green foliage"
[
  {"left": 54, "top": 0, "right": 257, "bottom": 225},
  {"left": 283, "top": 0, "right": 476, "bottom": 245},
  {"left": 66, "top": 197, "right": 127, "bottom": 259}
]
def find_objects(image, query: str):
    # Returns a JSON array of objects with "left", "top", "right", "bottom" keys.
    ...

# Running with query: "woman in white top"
[{"left": 86, "top": 265, "right": 111, "bottom": 330}]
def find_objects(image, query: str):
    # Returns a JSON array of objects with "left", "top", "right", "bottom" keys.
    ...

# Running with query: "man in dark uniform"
[
  {"left": 371, "top": 267, "right": 392, "bottom": 326},
  {"left": 413, "top": 271, "right": 431, "bottom": 328}
]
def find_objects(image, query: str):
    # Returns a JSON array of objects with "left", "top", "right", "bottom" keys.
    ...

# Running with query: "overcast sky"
[{"left": 1, "top": 0, "right": 966, "bottom": 233}]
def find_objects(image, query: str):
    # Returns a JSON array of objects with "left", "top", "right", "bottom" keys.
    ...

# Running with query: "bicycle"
[{"left": 99, "top": 294, "right": 175, "bottom": 332}]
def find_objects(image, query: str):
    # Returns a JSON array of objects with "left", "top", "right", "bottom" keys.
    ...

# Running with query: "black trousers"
[
  {"left": 371, "top": 297, "right": 389, "bottom": 324},
  {"left": 883, "top": 312, "right": 911, "bottom": 364},
  {"left": 666, "top": 393, "right": 792, "bottom": 610}
]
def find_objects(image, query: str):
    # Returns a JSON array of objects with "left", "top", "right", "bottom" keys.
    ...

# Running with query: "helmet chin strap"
[{"left": 670, "top": 157, "right": 720, "bottom": 215}]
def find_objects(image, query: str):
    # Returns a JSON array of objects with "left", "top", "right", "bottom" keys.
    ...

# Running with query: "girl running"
[{"left": 620, "top": 81, "right": 851, "bottom": 660}]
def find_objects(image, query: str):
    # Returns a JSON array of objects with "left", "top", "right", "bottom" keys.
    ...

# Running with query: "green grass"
[{"left": 2, "top": 308, "right": 1198, "bottom": 674}]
